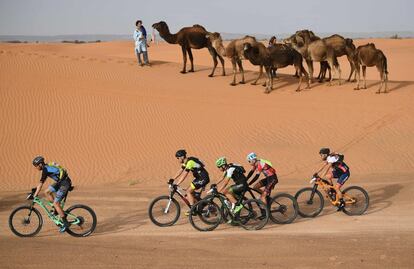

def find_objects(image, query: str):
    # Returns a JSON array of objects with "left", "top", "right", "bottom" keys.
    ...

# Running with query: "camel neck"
[{"left": 158, "top": 29, "right": 178, "bottom": 44}]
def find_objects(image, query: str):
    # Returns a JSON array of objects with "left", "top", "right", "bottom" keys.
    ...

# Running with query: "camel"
[
  {"left": 285, "top": 30, "right": 356, "bottom": 84},
  {"left": 152, "top": 21, "right": 225, "bottom": 77},
  {"left": 286, "top": 30, "right": 342, "bottom": 86},
  {"left": 354, "top": 43, "right": 388, "bottom": 93},
  {"left": 206, "top": 32, "right": 262, "bottom": 86},
  {"left": 243, "top": 42, "right": 310, "bottom": 93}
]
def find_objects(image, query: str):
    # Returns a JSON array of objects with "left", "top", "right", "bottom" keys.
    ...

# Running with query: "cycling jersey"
[
  {"left": 224, "top": 164, "right": 247, "bottom": 186},
  {"left": 182, "top": 157, "right": 209, "bottom": 189},
  {"left": 254, "top": 159, "right": 276, "bottom": 177},
  {"left": 40, "top": 162, "right": 68, "bottom": 183}
]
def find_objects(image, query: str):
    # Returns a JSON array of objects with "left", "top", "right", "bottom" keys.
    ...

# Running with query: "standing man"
[{"left": 133, "top": 20, "right": 150, "bottom": 66}]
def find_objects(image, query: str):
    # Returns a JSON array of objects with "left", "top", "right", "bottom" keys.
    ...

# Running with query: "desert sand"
[{"left": 0, "top": 38, "right": 413, "bottom": 268}]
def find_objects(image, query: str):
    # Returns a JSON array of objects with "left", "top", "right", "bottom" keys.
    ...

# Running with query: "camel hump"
[
  {"left": 367, "top": 43, "right": 376, "bottom": 49},
  {"left": 193, "top": 24, "right": 207, "bottom": 31}
]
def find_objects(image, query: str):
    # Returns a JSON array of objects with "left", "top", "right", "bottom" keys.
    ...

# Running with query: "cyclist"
[
  {"left": 32, "top": 156, "right": 72, "bottom": 232},
  {"left": 172, "top": 149, "right": 210, "bottom": 215},
  {"left": 316, "top": 148, "right": 350, "bottom": 211},
  {"left": 246, "top": 152, "right": 278, "bottom": 204},
  {"left": 215, "top": 157, "right": 248, "bottom": 214}
]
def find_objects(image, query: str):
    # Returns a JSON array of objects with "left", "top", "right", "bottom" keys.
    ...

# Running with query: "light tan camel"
[
  {"left": 286, "top": 30, "right": 342, "bottom": 85},
  {"left": 354, "top": 43, "right": 388, "bottom": 93},
  {"left": 206, "top": 32, "right": 263, "bottom": 86}
]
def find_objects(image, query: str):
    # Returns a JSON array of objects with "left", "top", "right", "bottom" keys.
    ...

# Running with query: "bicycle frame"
[
  {"left": 165, "top": 180, "right": 203, "bottom": 213},
  {"left": 29, "top": 190, "right": 80, "bottom": 226},
  {"left": 310, "top": 176, "right": 356, "bottom": 206}
]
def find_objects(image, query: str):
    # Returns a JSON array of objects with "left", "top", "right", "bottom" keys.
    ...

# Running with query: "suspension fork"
[{"left": 309, "top": 184, "right": 319, "bottom": 201}]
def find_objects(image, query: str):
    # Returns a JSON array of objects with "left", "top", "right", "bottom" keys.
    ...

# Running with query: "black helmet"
[
  {"left": 175, "top": 149, "right": 187, "bottom": 158},
  {"left": 32, "top": 156, "right": 45, "bottom": 166},
  {"left": 319, "top": 148, "right": 330, "bottom": 155}
]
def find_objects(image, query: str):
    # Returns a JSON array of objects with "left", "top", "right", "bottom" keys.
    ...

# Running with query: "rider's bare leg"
[{"left": 186, "top": 187, "right": 195, "bottom": 206}]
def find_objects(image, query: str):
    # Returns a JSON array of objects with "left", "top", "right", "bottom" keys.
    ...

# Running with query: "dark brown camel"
[
  {"left": 354, "top": 43, "right": 388, "bottom": 93},
  {"left": 152, "top": 21, "right": 225, "bottom": 77},
  {"left": 243, "top": 42, "right": 310, "bottom": 93},
  {"left": 206, "top": 32, "right": 260, "bottom": 86}
]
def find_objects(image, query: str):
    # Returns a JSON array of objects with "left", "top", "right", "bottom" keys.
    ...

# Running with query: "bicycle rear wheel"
[
  {"left": 268, "top": 193, "right": 298, "bottom": 224},
  {"left": 238, "top": 199, "right": 269, "bottom": 230},
  {"left": 65, "top": 204, "right": 97, "bottom": 237},
  {"left": 189, "top": 199, "right": 222, "bottom": 232},
  {"left": 295, "top": 187, "right": 324, "bottom": 218},
  {"left": 342, "top": 186, "right": 369, "bottom": 216},
  {"left": 148, "top": 196, "right": 180, "bottom": 227},
  {"left": 9, "top": 205, "right": 43, "bottom": 237}
]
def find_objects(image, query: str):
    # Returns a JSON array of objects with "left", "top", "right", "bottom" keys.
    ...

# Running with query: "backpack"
[
  {"left": 187, "top": 157, "right": 205, "bottom": 168},
  {"left": 47, "top": 162, "right": 68, "bottom": 180},
  {"left": 228, "top": 164, "right": 247, "bottom": 185},
  {"left": 229, "top": 163, "right": 246, "bottom": 175}
]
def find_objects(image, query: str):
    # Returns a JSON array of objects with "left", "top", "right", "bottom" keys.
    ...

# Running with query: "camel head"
[
  {"left": 206, "top": 32, "right": 226, "bottom": 56},
  {"left": 152, "top": 21, "right": 169, "bottom": 33}
]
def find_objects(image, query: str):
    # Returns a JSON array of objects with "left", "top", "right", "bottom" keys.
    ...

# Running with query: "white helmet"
[{"left": 246, "top": 152, "right": 257, "bottom": 162}]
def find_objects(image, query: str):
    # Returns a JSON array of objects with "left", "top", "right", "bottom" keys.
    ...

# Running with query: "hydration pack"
[{"left": 187, "top": 157, "right": 205, "bottom": 168}]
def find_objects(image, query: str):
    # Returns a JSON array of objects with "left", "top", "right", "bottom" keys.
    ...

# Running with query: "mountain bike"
[
  {"left": 9, "top": 187, "right": 97, "bottom": 237},
  {"left": 246, "top": 187, "right": 298, "bottom": 224},
  {"left": 189, "top": 184, "right": 269, "bottom": 231},
  {"left": 295, "top": 174, "right": 369, "bottom": 217},
  {"left": 148, "top": 179, "right": 219, "bottom": 227}
]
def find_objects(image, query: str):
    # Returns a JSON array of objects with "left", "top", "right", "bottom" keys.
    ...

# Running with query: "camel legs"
[
  {"left": 237, "top": 60, "right": 245, "bottom": 84},
  {"left": 354, "top": 63, "right": 361, "bottom": 90},
  {"left": 362, "top": 66, "right": 367, "bottom": 89},
  {"left": 377, "top": 66, "right": 389, "bottom": 94},
  {"left": 264, "top": 67, "right": 273, "bottom": 94},
  {"left": 217, "top": 54, "right": 226, "bottom": 76},
  {"left": 207, "top": 46, "right": 218, "bottom": 77},
  {"left": 306, "top": 59, "right": 314, "bottom": 83},
  {"left": 230, "top": 58, "right": 238, "bottom": 86},
  {"left": 327, "top": 57, "right": 341, "bottom": 86},
  {"left": 186, "top": 48, "right": 194, "bottom": 72},
  {"left": 251, "top": 65, "right": 263, "bottom": 85},
  {"left": 347, "top": 55, "right": 356, "bottom": 82},
  {"left": 180, "top": 46, "right": 187, "bottom": 74},
  {"left": 295, "top": 62, "right": 310, "bottom": 92}
]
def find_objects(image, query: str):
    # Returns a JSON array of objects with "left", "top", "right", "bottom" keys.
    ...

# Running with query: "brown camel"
[
  {"left": 243, "top": 42, "right": 310, "bottom": 93},
  {"left": 286, "top": 30, "right": 342, "bottom": 85},
  {"left": 206, "top": 32, "right": 262, "bottom": 86},
  {"left": 152, "top": 21, "right": 225, "bottom": 77},
  {"left": 354, "top": 43, "right": 388, "bottom": 93}
]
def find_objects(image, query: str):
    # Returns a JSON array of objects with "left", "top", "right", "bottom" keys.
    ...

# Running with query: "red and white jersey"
[{"left": 255, "top": 159, "right": 276, "bottom": 177}]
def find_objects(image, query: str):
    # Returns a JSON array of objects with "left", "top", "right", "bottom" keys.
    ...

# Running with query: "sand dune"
[{"left": 1, "top": 39, "right": 414, "bottom": 191}]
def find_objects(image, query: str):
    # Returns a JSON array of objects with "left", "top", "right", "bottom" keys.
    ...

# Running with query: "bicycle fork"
[{"left": 307, "top": 185, "right": 318, "bottom": 204}]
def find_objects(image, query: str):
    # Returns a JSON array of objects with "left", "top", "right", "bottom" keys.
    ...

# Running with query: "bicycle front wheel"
[
  {"left": 148, "top": 196, "right": 180, "bottom": 227},
  {"left": 189, "top": 198, "right": 222, "bottom": 232},
  {"left": 268, "top": 193, "right": 298, "bottom": 224},
  {"left": 238, "top": 199, "right": 269, "bottom": 230},
  {"left": 342, "top": 186, "right": 369, "bottom": 216},
  {"left": 65, "top": 204, "right": 97, "bottom": 237},
  {"left": 9, "top": 205, "right": 43, "bottom": 237},
  {"left": 295, "top": 187, "right": 324, "bottom": 218}
]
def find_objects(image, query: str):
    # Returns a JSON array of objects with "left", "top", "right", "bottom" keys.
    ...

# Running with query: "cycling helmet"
[
  {"left": 32, "top": 156, "right": 45, "bottom": 166},
  {"left": 246, "top": 152, "right": 257, "bottom": 162},
  {"left": 215, "top": 157, "right": 227, "bottom": 168},
  {"left": 319, "top": 148, "right": 330, "bottom": 155},
  {"left": 175, "top": 149, "right": 187, "bottom": 158}
]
